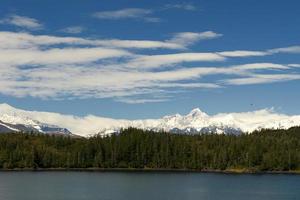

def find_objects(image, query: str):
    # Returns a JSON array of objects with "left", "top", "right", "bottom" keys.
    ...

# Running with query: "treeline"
[{"left": 0, "top": 127, "right": 299, "bottom": 171}]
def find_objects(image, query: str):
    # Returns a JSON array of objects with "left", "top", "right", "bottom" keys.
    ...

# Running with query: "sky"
[{"left": 0, "top": 0, "right": 299, "bottom": 119}]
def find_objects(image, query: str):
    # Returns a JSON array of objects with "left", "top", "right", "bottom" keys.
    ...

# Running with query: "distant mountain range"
[
  {"left": 0, "top": 103, "right": 300, "bottom": 137},
  {"left": 0, "top": 119, "right": 71, "bottom": 135}
]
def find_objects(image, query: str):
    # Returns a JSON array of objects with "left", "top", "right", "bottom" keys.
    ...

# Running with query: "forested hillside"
[{"left": 0, "top": 127, "right": 299, "bottom": 172}]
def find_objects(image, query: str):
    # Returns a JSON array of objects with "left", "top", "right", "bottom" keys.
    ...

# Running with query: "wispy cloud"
[
  {"left": 232, "top": 63, "right": 289, "bottom": 70},
  {"left": 0, "top": 31, "right": 220, "bottom": 50},
  {"left": 0, "top": 31, "right": 300, "bottom": 103},
  {"left": 92, "top": 8, "right": 158, "bottom": 22},
  {"left": 268, "top": 46, "right": 300, "bottom": 54},
  {"left": 92, "top": 4, "right": 197, "bottom": 23},
  {"left": 288, "top": 64, "right": 300, "bottom": 68},
  {"left": 127, "top": 53, "right": 226, "bottom": 69},
  {"left": 0, "top": 31, "right": 181, "bottom": 50},
  {"left": 168, "top": 31, "right": 222, "bottom": 47},
  {"left": 0, "top": 14, "right": 43, "bottom": 30},
  {"left": 116, "top": 97, "right": 170, "bottom": 104},
  {"left": 217, "top": 50, "right": 269, "bottom": 57},
  {"left": 0, "top": 47, "right": 131, "bottom": 66},
  {"left": 223, "top": 74, "right": 300, "bottom": 85},
  {"left": 60, "top": 26, "right": 84, "bottom": 34},
  {"left": 163, "top": 3, "right": 197, "bottom": 11}
]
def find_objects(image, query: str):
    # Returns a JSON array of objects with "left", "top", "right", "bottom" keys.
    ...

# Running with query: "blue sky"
[{"left": 0, "top": 0, "right": 300, "bottom": 119}]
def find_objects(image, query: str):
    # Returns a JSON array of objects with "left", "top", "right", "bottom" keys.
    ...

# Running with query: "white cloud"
[
  {"left": 127, "top": 53, "right": 226, "bottom": 68},
  {"left": 92, "top": 8, "right": 154, "bottom": 21},
  {"left": 1, "top": 31, "right": 300, "bottom": 103},
  {"left": 60, "top": 26, "right": 84, "bottom": 34},
  {"left": 218, "top": 50, "right": 269, "bottom": 57},
  {"left": 221, "top": 46, "right": 300, "bottom": 57},
  {"left": 157, "top": 83, "right": 221, "bottom": 89},
  {"left": 92, "top": 4, "right": 198, "bottom": 23},
  {"left": 0, "top": 31, "right": 186, "bottom": 50},
  {"left": 223, "top": 74, "right": 300, "bottom": 85},
  {"left": 0, "top": 15, "right": 43, "bottom": 30},
  {"left": 288, "top": 64, "right": 300, "bottom": 68},
  {"left": 0, "top": 48, "right": 131, "bottom": 66},
  {"left": 0, "top": 31, "right": 223, "bottom": 51},
  {"left": 169, "top": 31, "right": 222, "bottom": 47},
  {"left": 0, "top": 61, "right": 293, "bottom": 101},
  {"left": 232, "top": 63, "right": 289, "bottom": 70},
  {"left": 164, "top": 3, "right": 197, "bottom": 11},
  {"left": 91, "top": 5, "right": 197, "bottom": 23},
  {"left": 116, "top": 98, "right": 170, "bottom": 104},
  {"left": 269, "top": 46, "right": 300, "bottom": 54}
]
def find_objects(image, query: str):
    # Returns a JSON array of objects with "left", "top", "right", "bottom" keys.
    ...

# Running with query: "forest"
[{"left": 0, "top": 127, "right": 299, "bottom": 172}]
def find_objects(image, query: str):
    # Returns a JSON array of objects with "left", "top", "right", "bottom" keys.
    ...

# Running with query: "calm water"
[{"left": 0, "top": 171, "right": 299, "bottom": 200}]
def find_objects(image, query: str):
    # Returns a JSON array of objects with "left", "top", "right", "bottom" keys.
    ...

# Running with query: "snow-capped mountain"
[
  {"left": 0, "top": 104, "right": 71, "bottom": 135},
  {"left": 0, "top": 103, "right": 300, "bottom": 137}
]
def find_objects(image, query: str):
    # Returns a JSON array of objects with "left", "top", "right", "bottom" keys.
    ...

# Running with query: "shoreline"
[{"left": 0, "top": 168, "right": 300, "bottom": 174}]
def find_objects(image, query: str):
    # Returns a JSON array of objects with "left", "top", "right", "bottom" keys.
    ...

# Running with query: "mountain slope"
[
  {"left": 0, "top": 104, "right": 72, "bottom": 135},
  {"left": 0, "top": 120, "right": 20, "bottom": 132},
  {"left": 1, "top": 103, "right": 300, "bottom": 137}
]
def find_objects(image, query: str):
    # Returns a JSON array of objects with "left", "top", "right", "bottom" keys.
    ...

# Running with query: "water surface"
[{"left": 0, "top": 171, "right": 299, "bottom": 200}]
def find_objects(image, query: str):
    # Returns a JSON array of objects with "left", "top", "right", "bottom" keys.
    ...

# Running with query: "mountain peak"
[{"left": 187, "top": 108, "right": 208, "bottom": 118}]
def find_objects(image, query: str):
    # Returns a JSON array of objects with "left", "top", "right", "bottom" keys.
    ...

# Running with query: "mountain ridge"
[{"left": 0, "top": 103, "right": 300, "bottom": 137}]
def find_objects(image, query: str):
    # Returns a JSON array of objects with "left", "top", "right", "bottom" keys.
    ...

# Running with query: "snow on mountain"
[
  {"left": 0, "top": 120, "right": 20, "bottom": 132},
  {"left": 0, "top": 103, "right": 72, "bottom": 135},
  {"left": 0, "top": 103, "right": 300, "bottom": 137}
]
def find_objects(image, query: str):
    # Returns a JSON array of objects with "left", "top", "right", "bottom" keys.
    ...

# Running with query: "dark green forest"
[{"left": 0, "top": 127, "right": 300, "bottom": 172}]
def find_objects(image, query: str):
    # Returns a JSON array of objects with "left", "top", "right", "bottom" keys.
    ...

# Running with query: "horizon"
[{"left": 0, "top": 0, "right": 300, "bottom": 119}]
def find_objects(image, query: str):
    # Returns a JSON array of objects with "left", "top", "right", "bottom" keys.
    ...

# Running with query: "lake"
[{"left": 0, "top": 171, "right": 299, "bottom": 200}]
